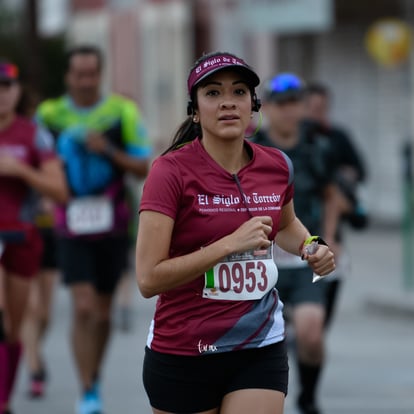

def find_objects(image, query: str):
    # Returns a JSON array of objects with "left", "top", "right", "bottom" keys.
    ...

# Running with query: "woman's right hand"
[{"left": 226, "top": 216, "right": 273, "bottom": 253}]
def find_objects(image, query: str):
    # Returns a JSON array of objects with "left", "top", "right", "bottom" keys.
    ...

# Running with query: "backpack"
[{"left": 57, "top": 129, "right": 115, "bottom": 196}]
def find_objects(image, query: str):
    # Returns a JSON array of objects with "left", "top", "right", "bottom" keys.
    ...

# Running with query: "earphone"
[
  {"left": 252, "top": 94, "right": 261, "bottom": 112},
  {"left": 187, "top": 94, "right": 262, "bottom": 116}
]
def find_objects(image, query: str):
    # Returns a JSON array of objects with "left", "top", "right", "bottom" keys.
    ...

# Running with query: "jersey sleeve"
[
  {"left": 34, "top": 123, "right": 57, "bottom": 164},
  {"left": 35, "top": 100, "right": 54, "bottom": 129},
  {"left": 139, "top": 156, "right": 182, "bottom": 219},
  {"left": 35, "top": 99, "right": 63, "bottom": 141},
  {"left": 120, "top": 100, "right": 152, "bottom": 159}
]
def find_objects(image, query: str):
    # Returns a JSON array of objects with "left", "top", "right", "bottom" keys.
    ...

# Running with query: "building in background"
[
  {"left": 66, "top": 0, "right": 192, "bottom": 153},
  {"left": 195, "top": 0, "right": 414, "bottom": 225},
  {"left": 5, "top": 0, "right": 412, "bottom": 223}
]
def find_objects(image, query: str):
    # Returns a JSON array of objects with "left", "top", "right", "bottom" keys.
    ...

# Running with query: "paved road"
[{"left": 12, "top": 224, "right": 414, "bottom": 414}]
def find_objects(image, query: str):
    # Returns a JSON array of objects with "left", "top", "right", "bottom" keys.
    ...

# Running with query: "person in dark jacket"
[{"left": 251, "top": 73, "right": 340, "bottom": 414}]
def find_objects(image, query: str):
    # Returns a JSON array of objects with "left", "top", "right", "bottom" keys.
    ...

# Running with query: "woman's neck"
[
  {"left": 202, "top": 137, "right": 250, "bottom": 174},
  {"left": 0, "top": 112, "right": 15, "bottom": 132}
]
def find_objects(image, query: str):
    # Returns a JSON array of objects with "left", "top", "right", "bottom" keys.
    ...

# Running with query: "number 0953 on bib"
[{"left": 203, "top": 243, "right": 278, "bottom": 301}]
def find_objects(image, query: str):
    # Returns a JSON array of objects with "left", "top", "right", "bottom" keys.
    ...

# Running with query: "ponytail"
[{"left": 162, "top": 117, "right": 201, "bottom": 155}]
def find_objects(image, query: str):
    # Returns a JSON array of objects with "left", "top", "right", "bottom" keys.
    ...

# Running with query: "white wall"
[
  {"left": 138, "top": 1, "right": 192, "bottom": 152},
  {"left": 312, "top": 26, "right": 410, "bottom": 222},
  {"left": 65, "top": 10, "right": 112, "bottom": 95}
]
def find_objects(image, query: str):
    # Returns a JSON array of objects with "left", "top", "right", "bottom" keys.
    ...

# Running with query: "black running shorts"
[
  {"left": 143, "top": 341, "right": 289, "bottom": 413},
  {"left": 277, "top": 267, "right": 327, "bottom": 306},
  {"left": 57, "top": 235, "right": 129, "bottom": 294}
]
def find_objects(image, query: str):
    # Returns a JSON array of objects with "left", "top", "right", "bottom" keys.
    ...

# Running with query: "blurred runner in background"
[
  {"left": 19, "top": 86, "right": 60, "bottom": 400},
  {"left": 36, "top": 45, "right": 151, "bottom": 414},
  {"left": 251, "top": 73, "right": 340, "bottom": 414},
  {"left": 0, "top": 59, "right": 68, "bottom": 414},
  {"left": 302, "top": 82, "right": 368, "bottom": 328}
]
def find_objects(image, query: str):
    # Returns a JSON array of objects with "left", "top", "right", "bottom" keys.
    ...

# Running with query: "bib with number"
[
  {"left": 203, "top": 243, "right": 278, "bottom": 301},
  {"left": 67, "top": 196, "right": 114, "bottom": 235}
]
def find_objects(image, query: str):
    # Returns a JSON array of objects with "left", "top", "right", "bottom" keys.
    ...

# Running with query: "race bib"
[
  {"left": 203, "top": 244, "right": 278, "bottom": 301},
  {"left": 67, "top": 196, "right": 113, "bottom": 235}
]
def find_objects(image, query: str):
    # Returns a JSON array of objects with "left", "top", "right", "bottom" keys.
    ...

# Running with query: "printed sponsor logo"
[{"left": 197, "top": 192, "right": 281, "bottom": 207}]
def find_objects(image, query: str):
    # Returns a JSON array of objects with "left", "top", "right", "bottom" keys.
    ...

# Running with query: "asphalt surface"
[{"left": 12, "top": 223, "right": 414, "bottom": 414}]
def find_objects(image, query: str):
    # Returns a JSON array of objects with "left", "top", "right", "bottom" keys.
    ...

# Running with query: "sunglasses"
[{"left": 267, "top": 73, "right": 304, "bottom": 94}]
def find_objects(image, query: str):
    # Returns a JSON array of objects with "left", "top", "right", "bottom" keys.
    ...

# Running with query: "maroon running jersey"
[
  {"left": 0, "top": 116, "right": 56, "bottom": 277},
  {"left": 140, "top": 138, "right": 294, "bottom": 355},
  {"left": 0, "top": 116, "right": 55, "bottom": 224}
]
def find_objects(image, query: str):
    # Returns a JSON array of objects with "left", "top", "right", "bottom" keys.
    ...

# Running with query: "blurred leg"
[
  {"left": 0, "top": 268, "right": 7, "bottom": 412},
  {"left": 293, "top": 304, "right": 325, "bottom": 414},
  {"left": 91, "top": 292, "right": 113, "bottom": 383},
  {"left": 4, "top": 273, "right": 31, "bottom": 344},
  {"left": 114, "top": 270, "right": 134, "bottom": 332},
  {"left": 71, "top": 284, "right": 114, "bottom": 414},
  {"left": 324, "top": 279, "right": 341, "bottom": 329},
  {"left": 70, "top": 283, "right": 97, "bottom": 391},
  {"left": 1, "top": 273, "right": 31, "bottom": 412},
  {"left": 21, "top": 269, "right": 57, "bottom": 397}
]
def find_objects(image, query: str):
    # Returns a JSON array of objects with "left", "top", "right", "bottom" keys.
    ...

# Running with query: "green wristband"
[
  {"left": 303, "top": 236, "right": 328, "bottom": 247},
  {"left": 300, "top": 235, "right": 328, "bottom": 256}
]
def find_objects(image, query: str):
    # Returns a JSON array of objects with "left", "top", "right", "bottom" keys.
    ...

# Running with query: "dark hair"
[
  {"left": 304, "top": 82, "right": 330, "bottom": 99},
  {"left": 0, "top": 58, "right": 28, "bottom": 117},
  {"left": 16, "top": 84, "right": 42, "bottom": 117},
  {"left": 64, "top": 45, "right": 103, "bottom": 73},
  {"left": 162, "top": 51, "right": 256, "bottom": 155}
]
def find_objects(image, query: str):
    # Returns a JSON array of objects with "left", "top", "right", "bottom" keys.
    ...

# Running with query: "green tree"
[{"left": 0, "top": 2, "right": 66, "bottom": 99}]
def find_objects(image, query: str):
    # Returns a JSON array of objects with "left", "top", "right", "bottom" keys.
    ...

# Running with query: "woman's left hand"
[{"left": 302, "top": 244, "right": 335, "bottom": 276}]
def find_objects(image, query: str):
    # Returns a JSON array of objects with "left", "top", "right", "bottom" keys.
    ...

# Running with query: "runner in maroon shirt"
[
  {"left": 0, "top": 60, "right": 68, "bottom": 414},
  {"left": 135, "top": 51, "right": 335, "bottom": 414}
]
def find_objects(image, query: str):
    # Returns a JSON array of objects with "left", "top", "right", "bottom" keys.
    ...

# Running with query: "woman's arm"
[
  {"left": 21, "top": 158, "right": 69, "bottom": 204},
  {"left": 275, "top": 200, "right": 335, "bottom": 276},
  {"left": 135, "top": 211, "right": 274, "bottom": 298},
  {"left": 274, "top": 200, "right": 310, "bottom": 255},
  {"left": 0, "top": 155, "right": 69, "bottom": 203},
  {"left": 85, "top": 132, "right": 150, "bottom": 178}
]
